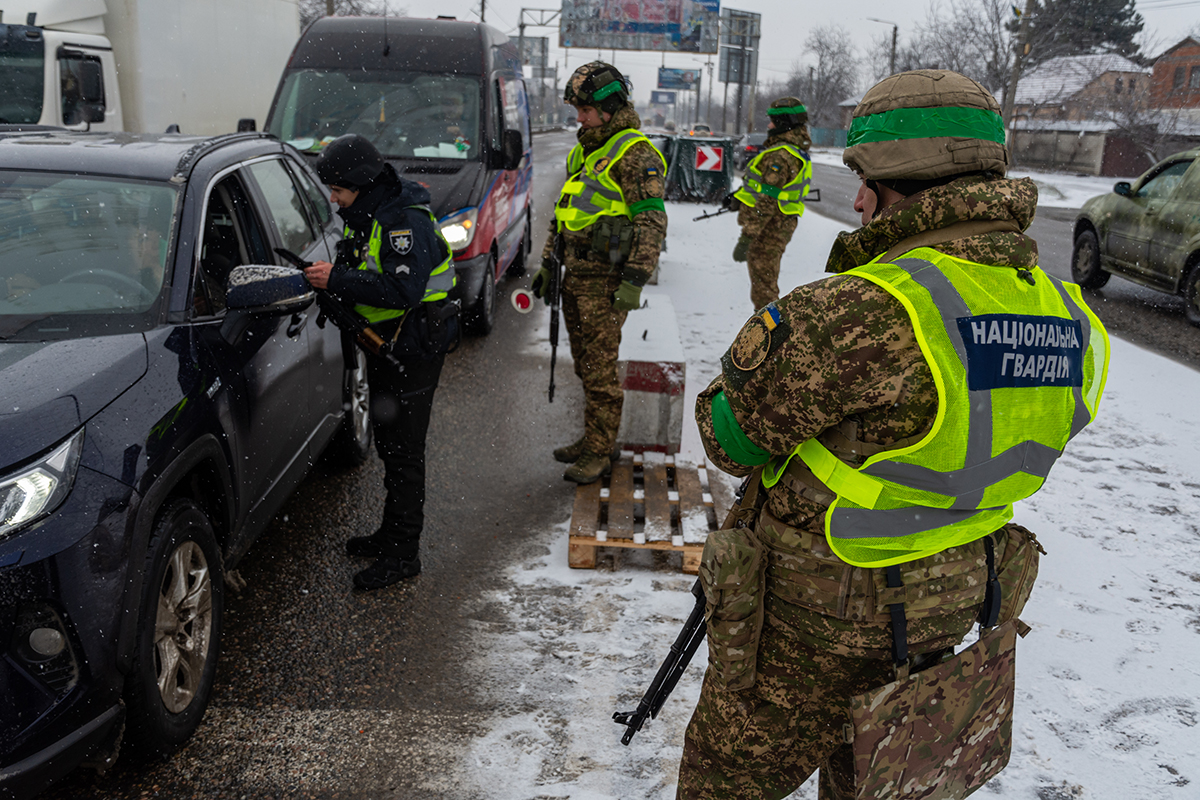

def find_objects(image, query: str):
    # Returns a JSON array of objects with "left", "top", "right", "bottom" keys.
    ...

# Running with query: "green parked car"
[{"left": 1072, "top": 148, "right": 1200, "bottom": 324}]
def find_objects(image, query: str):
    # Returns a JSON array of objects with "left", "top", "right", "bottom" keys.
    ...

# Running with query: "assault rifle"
[
  {"left": 273, "top": 247, "right": 403, "bottom": 369},
  {"left": 613, "top": 475, "right": 754, "bottom": 744},
  {"left": 693, "top": 188, "right": 821, "bottom": 221},
  {"left": 613, "top": 579, "right": 707, "bottom": 745},
  {"left": 547, "top": 235, "right": 565, "bottom": 403}
]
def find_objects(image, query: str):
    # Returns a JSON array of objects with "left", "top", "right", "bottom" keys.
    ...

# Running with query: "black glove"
[{"left": 721, "top": 191, "right": 738, "bottom": 211}]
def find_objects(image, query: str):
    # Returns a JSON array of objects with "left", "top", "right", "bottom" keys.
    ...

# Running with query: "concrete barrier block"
[{"left": 617, "top": 293, "right": 685, "bottom": 454}]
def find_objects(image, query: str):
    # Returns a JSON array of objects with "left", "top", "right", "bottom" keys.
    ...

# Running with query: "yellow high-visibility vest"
[
  {"left": 555, "top": 130, "right": 666, "bottom": 232},
  {"left": 734, "top": 144, "right": 811, "bottom": 215},
  {"left": 345, "top": 205, "right": 455, "bottom": 323},
  {"left": 763, "top": 248, "right": 1110, "bottom": 567}
]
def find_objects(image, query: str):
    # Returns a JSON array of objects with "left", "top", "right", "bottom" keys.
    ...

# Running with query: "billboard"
[
  {"left": 658, "top": 67, "right": 700, "bottom": 90},
  {"left": 560, "top": 0, "right": 721, "bottom": 54},
  {"left": 718, "top": 8, "right": 759, "bottom": 84},
  {"left": 651, "top": 90, "right": 677, "bottom": 104}
]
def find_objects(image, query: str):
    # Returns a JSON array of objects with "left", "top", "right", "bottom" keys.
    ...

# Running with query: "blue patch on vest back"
[{"left": 956, "top": 314, "right": 1085, "bottom": 390}]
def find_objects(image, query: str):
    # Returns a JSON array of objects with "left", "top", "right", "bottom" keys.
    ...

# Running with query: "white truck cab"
[{"left": 1, "top": 0, "right": 297, "bottom": 134}]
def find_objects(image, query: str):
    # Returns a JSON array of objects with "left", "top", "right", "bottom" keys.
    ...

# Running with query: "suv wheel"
[
  {"left": 467, "top": 253, "right": 497, "bottom": 336},
  {"left": 327, "top": 347, "right": 372, "bottom": 468},
  {"left": 1183, "top": 261, "right": 1200, "bottom": 327},
  {"left": 125, "top": 499, "right": 223, "bottom": 758},
  {"left": 1071, "top": 228, "right": 1110, "bottom": 289}
]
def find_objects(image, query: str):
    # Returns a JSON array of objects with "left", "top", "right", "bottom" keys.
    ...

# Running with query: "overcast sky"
[{"left": 386, "top": 0, "right": 1200, "bottom": 107}]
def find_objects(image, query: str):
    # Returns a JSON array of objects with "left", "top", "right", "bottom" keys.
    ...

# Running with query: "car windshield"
[
  {"left": 0, "top": 29, "right": 45, "bottom": 124},
  {"left": 268, "top": 69, "right": 482, "bottom": 161},
  {"left": 0, "top": 171, "right": 178, "bottom": 340}
]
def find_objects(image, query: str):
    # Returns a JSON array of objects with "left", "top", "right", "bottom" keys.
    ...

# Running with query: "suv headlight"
[
  {"left": 0, "top": 429, "right": 85, "bottom": 541},
  {"left": 439, "top": 207, "right": 479, "bottom": 252}
]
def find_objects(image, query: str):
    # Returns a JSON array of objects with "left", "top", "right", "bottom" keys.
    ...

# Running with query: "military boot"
[
  {"left": 563, "top": 451, "right": 613, "bottom": 485},
  {"left": 353, "top": 556, "right": 421, "bottom": 590},
  {"left": 554, "top": 438, "right": 621, "bottom": 464}
]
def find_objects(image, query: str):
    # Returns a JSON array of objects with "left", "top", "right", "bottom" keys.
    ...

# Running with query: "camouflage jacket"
[
  {"left": 541, "top": 105, "right": 668, "bottom": 286},
  {"left": 737, "top": 125, "right": 812, "bottom": 237},
  {"left": 698, "top": 173, "right": 1041, "bottom": 659}
]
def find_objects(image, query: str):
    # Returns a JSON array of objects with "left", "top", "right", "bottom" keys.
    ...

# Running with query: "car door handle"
[{"left": 288, "top": 312, "right": 308, "bottom": 337}]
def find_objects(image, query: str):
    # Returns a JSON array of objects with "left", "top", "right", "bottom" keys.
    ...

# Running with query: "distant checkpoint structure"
[{"left": 516, "top": 1, "right": 762, "bottom": 134}]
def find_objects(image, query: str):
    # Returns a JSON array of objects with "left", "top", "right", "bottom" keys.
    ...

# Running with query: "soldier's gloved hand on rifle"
[
  {"left": 732, "top": 235, "right": 751, "bottom": 263},
  {"left": 530, "top": 257, "right": 555, "bottom": 304},
  {"left": 612, "top": 280, "right": 642, "bottom": 312},
  {"left": 721, "top": 190, "right": 738, "bottom": 211}
]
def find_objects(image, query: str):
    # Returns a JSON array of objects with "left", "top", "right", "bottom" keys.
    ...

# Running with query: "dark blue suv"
[{"left": 0, "top": 129, "right": 371, "bottom": 798}]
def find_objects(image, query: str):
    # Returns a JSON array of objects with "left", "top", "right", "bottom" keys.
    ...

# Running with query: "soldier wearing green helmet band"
[
  {"left": 531, "top": 61, "right": 668, "bottom": 485},
  {"left": 726, "top": 96, "right": 813, "bottom": 310},
  {"left": 675, "top": 70, "right": 1109, "bottom": 799}
]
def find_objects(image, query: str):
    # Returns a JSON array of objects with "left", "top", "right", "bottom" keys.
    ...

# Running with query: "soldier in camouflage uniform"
[
  {"left": 676, "top": 70, "right": 1110, "bottom": 799},
  {"left": 728, "top": 97, "right": 813, "bottom": 310},
  {"left": 531, "top": 62, "right": 668, "bottom": 485}
]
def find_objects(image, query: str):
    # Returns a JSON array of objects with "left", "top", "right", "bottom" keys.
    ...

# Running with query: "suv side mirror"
[
  {"left": 1114, "top": 181, "right": 1132, "bottom": 197},
  {"left": 501, "top": 129, "right": 522, "bottom": 171},
  {"left": 221, "top": 265, "right": 315, "bottom": 342}
]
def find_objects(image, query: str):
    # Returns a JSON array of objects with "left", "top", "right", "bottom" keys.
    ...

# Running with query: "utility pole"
[
  {"left": 1001, "top": 0, "right": 1038, "bottom": 137},
  {"left": 867, "top": 18, "right": 898, "bottom": 76},
  {"left": 325, "top": 0, "right": 335, "bottom": 15},
  {"left": 480, "top": 0, "right": 486, "bottom": 22},
  {"left": 706, "top": 59, "right": 714, "bottom": 128}
]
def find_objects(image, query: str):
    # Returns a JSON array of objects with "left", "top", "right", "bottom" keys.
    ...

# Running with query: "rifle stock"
[{"left": 548, "top": 235, "right": 564, "bottom": 403}]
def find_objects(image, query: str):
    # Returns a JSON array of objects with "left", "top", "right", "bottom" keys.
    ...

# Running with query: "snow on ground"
[
  {"left": 808, "top": 146, "right": 1136, "bottom": 210},
  {"left": 462, "top": 203, "right": 1200, "bottom": 798}
]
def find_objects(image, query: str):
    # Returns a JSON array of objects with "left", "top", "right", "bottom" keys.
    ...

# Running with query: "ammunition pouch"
[
  {"left": 390, "top": 299, "right": 460, "bottom": 360},
  {"left": 699, "top": 470, "right": 768, "bottom": 692},
  {"left": 589, "top": 215, "right": 635, "bottom": 265}
]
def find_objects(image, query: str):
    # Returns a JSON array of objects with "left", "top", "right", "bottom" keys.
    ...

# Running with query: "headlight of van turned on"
[
  {"left": 0, "top": 428, "right": 85, "bottom": 541},
  {"left": 439, "top": 207, "right": 479, "bottom": 252}
]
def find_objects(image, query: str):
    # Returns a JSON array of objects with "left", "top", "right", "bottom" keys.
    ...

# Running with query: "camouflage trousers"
[
  {"left": 676, "top": 620, "right": 894, "bottom": 800},
  {"left": 745, "top": 214, "right": 799, "bottom": 310},
  {"left": 561, "top": 272, "right": 628, "bottom": 454}
]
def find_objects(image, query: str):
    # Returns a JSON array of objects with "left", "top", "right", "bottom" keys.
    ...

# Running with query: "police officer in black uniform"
[{"left": 305, "top": 134, "right": 458, "bottom": 590}]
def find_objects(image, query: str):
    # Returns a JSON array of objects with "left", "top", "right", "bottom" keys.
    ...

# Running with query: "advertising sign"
[
  {"left": 658, "top": 67, "right": 700, "bottom": 90},
  {"left": 651, "top": 90, "right": 677, "bottom": 104},
  {"left": 560, "top": 0, "right": 721, "bottom": 54},
  {"left": 718, "top": 8, "right": 759, "bottom": 83}
]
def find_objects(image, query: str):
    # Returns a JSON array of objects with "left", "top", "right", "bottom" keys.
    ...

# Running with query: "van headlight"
[
  {"left": 0, "top": 429, "right": 85, "bottom": 541},
  {"left": 439, "top": 207, "right": 478, "bottom": 252}
]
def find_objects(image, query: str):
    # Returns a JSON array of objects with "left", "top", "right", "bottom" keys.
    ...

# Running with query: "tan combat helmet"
[
  {"left": 843, "top": 69, "right": 1008, "bottom": 182},
  {"left": 563, "top": 61, "right": 630, "bottom": 115},
  {"left": 767, "top": 96, "right": 807, "bottom": 132}
]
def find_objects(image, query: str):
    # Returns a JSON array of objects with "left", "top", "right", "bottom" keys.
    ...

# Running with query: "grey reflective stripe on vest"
[
  {"left": 424, "top": 264, "right": 455, "bottom": 296},
  {"left": 571, "top": 130, "right": 644, "bottom": 216},
  {"left": 1052, "top": 280, "right": 1096, "bottom": 439},
  {"left": 830, "top": 504, "right": 1005, "bottom": 539},
  {"left": 855, "top": 257, "right": 1080, "bottom": 507}
]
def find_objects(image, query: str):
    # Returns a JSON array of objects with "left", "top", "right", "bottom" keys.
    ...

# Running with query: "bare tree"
[
  {"left": 802, "top": 26, "right": 859, "bottom": 129},
  {"left": 880, "top": 0, "right": 1012, "bottom": 95},
  {"left": 298, "top": 0, "right": 392, "bottom": 29}
]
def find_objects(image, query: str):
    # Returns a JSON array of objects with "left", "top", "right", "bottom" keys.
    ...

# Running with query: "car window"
[
  {"left": 248, "top": 159, "right": 318, "bottom": 255},
  {"left": 287, "top": 160, "right": 333, "bottom": 230},
  {"left": 1171, "top": 160, "right": 1200, "bottom": 204},
  {"left": 193, "top": 174, "right": 270, "bottom": 317},
  {"left": 0, "top": 172, "right": 176, "bottom": 321},
  {"left": 1136, "top": 160, "right": 1193, "bottom": 200}
]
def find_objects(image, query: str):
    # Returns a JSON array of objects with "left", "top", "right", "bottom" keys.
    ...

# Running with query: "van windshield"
[
  {"left": 268, "top": 70, "right": 482, "bottom": 161},
  {"left": 0, "top": 27, "right": 45, "bottom": 124}
]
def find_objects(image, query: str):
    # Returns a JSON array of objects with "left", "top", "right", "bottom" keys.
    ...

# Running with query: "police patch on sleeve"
[{"left": 389, "top": 229, "right": 413, "bottom": 254}]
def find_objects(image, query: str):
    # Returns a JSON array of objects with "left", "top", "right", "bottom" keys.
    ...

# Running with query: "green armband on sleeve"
[
  {"left": 711, "top": 391, "right": 771, "bottom": 467},
  {"left": 629, "top": 197, "right": 665, "bottom": 216}
]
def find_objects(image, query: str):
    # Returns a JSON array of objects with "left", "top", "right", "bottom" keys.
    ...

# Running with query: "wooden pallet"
[{"left": 568, "top": 454, "right": 734, "bottom": 574}]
